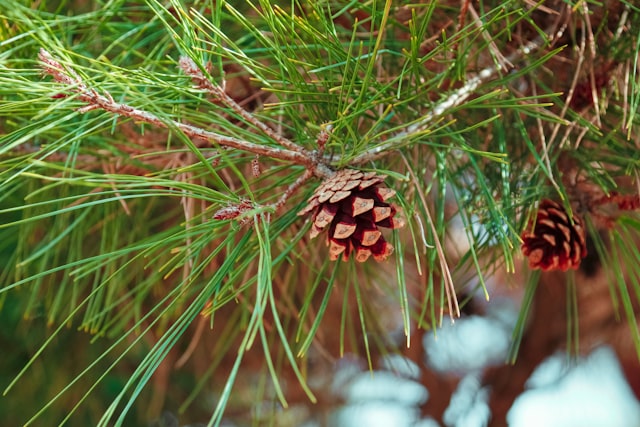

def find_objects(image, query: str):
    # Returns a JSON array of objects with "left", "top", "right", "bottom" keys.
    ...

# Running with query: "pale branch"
[
  {"left": 468, "top": 4, "right": 513, "bottom": 72},
  {"left": 178, "top": 56, "right": 304, "bottom": 154},
  {"left": 38, "top": 49, "right": 334, "bottom": 180},
  {"left": 350, "top": 24, "right": 568, "bottom": 165},
  {"left": 315, "top": 124, "right": 333, "bottom": 155},
  {"left": 271, "top": 169, "right": 313, "bottom": 211},
  {"left": 211, "top": 169, "right": 312, "bottom": 225}
]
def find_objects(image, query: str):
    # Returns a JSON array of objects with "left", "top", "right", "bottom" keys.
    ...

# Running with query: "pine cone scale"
[
  {"left": 333, "top": 221, "right": 357, "bottom": 239},
  {"left": 355, "top": 228, "right": 382, "bottom": 246},
  {"left": 314, "top": 204, "right": 338, "bottom": 228},
  {"left": 329, "top": 239, "right": 348, "bottom": 260},
  {"left": 344, "top": 196, "right": 375, "bottom": 216},
  {"left": 342, "top": 180, "right": 360, "bottom": 191},
  {"left": 317, "top": 191, "right": 334, "bottom": 203},
  {"left": 358, "top": 178, "right": 383, "bottom": 190},
  {"left": 372, "top": 206, "right": 391, "bottom": 222},
  {"left": 329, "top": 190, "right": 352, "bottom": 203},
  {"left": 542, "top": 234, "right": 556, "bottom": 246}
]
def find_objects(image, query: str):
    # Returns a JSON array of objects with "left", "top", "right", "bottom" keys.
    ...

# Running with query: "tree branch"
[
  {"left": 38, "top": 49, "right": 334, "bottom": 180},
  {"left": 350, "top": 24, "right": 567, "bottom": 165},
  {"left": 178, "top": 56, "right": 304, "bottom": 154}
]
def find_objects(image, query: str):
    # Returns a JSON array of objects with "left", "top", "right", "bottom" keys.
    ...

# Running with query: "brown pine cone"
[
  {"left": 298, "top": 169, "right": 405, "bottom": 262},
  {"left": 521, "top": 199, "right": 587, "bottom": 272}
]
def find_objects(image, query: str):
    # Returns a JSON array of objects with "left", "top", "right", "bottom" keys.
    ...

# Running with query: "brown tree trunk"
[{"left": 484, "top": 272, "right": 567, "bottom": 426}]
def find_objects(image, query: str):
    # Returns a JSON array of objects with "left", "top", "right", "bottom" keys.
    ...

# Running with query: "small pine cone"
[
  {"left": 298, "top": 169, "right": 405, "bottom": 262},
  {"left": 521, "top": 199, "right": 587, "bottom": 272}
]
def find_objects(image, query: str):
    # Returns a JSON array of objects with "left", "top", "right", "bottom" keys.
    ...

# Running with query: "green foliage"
[{"left": 1, "top": 0, "right": 640, "bottom": 425}]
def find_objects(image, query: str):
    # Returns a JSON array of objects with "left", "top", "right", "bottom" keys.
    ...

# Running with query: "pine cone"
[
  {"left": 298, "top": 169, "right": 405, "bottom": 262},
  {"left": 521, "top": 199, "right": 587, "bottom": 272}
]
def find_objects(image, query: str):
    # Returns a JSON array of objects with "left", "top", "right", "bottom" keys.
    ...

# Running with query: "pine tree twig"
[
  {"left": 315, "top": 124, "right": 332, "bottom": 154},
  {"left": 38, "top": 49, "right": 334, "bottom": 180},
  {"left": 212, "top": 199, "right": 255, "bottom": 221},
  {"left": 456, "top": 0, "right": 471, "bottom": 38},
  {"left": 251, "top": 155, "right": 261, "bottom": 177},
  {"left": 595, "top": 192, "right": 640, "bottom": 212},
  {"left": 178, "top": 56, "right": 304, "bottom": 154},
  {"left": 271, "top": 169, "right": 313, "bottom": 211},
  {"left": 351, "top": 24, "right": 567, "bottom": 165},
  {"left": 210, "top": 170, "right": 311, "bottom": 223},
  {"left": 468, "top": 4, "right": 513, "bottom": 71}
]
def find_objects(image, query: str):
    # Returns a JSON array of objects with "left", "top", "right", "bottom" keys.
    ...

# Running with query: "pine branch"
[
  {"left": 350, "top": 22, "right": 568, "bottom": 165},
  {"left": 38, "top": 49, "right": 335, "bottom": 180},
  {"left": 272, "top": 169, "right": 313, "bottom": 211},
  {"left": 178, "top": 56, "right": 303, "bottom": 154}
]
